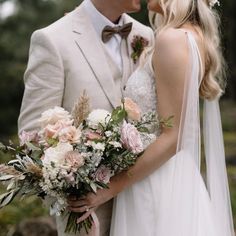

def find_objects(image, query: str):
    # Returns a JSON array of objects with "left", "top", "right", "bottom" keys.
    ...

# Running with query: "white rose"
[
  {"left": 38, "top": 106, "right": 73, "bottom": 128},
  {"left": 42, "top": 142, "right": 73, "bottom": 167},
  {"left": 87, "top": 109, "right": 111, "bottom": 129}
]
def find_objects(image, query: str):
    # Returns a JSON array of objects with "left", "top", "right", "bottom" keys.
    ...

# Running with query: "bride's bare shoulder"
[
  {"left": 153, "top": 28, "right": 189, "bottom": 78},
  {"left": 154, "top": 27, "right": 188, "bottom": 58}
]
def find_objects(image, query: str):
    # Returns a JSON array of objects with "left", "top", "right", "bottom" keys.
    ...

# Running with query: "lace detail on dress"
[
  {"left": 124, "top": 53, "right": 159, "bottom": 137},
  {"left": 124, "top": 54, "right": 157, "bottom": 115}
]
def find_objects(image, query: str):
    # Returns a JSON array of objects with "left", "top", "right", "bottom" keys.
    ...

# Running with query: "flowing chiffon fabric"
[{"left": 110, "top": 31, "right": 235, "bottom": 236}]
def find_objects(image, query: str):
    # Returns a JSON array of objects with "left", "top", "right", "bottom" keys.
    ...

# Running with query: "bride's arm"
[
  {"left": 68, "top": 29, "right": 189, "bottom": 213},
  {"left": 107, "top": 29, "right": 189, "bottom": 195}
]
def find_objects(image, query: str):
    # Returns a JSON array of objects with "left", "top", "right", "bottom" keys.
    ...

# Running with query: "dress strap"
[{"left": 178, "top": 28, "right": 204, "bottom": 84}]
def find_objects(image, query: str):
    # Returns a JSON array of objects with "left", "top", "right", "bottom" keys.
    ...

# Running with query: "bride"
[{"left": 68, "top": 0, "right": 235, "bottom": 235}]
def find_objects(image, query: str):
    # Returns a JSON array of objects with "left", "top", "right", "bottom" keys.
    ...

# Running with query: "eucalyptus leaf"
[
  {"left": 31, "top": 151, "right": 43, "bottom": 162},
  {"left": 90, "top": 182, "right": 97, "bottom": 193},
  {"left": 8, "top": 159, "right": 20, "bottom": 165},
  {"left": 96, "top": 182, "right": 109, "bottom": 189},
  {"left": 0, "top": 175, "right": 15, "bottom": 181},
  {"left": 111, "top": 107, "right": 127, "bottom": 123},
  {"left": 0, "top": 192, "right": 14, "bottom": 208},
  {"left": 7, "top": 181, "right": 15, "bottom": 191},
  {"left": 18, "top": 174, "right": 26, "bottom": 180},
  {"left": 0, "top": 192, "right": 12, "bottom": 201},
  {"left": 138, "top": 127, "right": 150, "bottom": 133},
  {"left": 25, "top": 142, "right": 41, "bottom": 151},
  {"left": 0, "top": 189, "right": 20, "bottom": 208}
]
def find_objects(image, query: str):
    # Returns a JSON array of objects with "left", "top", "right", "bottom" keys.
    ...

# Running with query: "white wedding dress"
[{"left": 110, "top": 30, "right": 235, "bottom": 236}]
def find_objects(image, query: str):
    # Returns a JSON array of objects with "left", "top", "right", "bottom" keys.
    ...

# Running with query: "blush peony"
[
  {"left": 121, "top": 121, "right": 144, "bottom": 154},
  {"left": 38, "top": 106, "right": 73, "bottom": 128}
]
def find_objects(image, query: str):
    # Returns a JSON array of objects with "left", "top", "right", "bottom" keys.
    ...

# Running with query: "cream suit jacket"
[{"left": 18, "top": 2, "right": 154, "bottom": 236}]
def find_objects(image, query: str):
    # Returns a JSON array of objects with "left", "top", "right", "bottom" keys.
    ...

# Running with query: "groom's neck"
[{"left": 91, "top": 0, "right": 123, "bottom": 23}]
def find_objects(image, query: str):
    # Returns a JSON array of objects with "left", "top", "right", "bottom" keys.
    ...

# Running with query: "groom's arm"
[{"left": 18, "top": 29, "right": 64, "bottom": 133}]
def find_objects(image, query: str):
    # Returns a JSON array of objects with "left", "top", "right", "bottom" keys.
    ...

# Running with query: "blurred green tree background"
[{"left": 0, "top": 0, "right": 235, "bottom": 235}]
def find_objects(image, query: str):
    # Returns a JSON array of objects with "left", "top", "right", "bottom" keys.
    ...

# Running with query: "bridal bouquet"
[{"left": 0, "top": 94, "right": 169, "bottom": 234}]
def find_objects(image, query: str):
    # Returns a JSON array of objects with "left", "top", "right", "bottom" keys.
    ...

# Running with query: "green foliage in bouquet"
[{"left": 0, "top": 142, "right": 45, "bottom": 209}]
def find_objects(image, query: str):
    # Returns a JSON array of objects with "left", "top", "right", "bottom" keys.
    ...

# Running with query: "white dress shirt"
[{"left": 83, "top": 0, "right": 124, "bottom": 71}]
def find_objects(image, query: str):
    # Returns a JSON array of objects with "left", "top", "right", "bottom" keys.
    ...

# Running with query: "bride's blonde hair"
[{"left": 150, "top": 0, "right": 226, "bottom": 100}]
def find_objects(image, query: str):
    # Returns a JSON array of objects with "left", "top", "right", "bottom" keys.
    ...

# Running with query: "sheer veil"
[{"left": 163, "top": 31, "right": 235, "bottom": 236}]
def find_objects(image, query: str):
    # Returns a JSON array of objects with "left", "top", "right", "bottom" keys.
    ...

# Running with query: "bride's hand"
[{"left": 67, "top": 187, "right": 114, "bottom": 218}]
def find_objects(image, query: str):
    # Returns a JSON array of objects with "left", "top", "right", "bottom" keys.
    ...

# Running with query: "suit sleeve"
[{"left": 18, "top": 29, "right": 64, "bottom": 134}]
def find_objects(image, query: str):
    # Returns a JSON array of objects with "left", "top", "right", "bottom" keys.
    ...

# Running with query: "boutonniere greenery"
[{"left": 131, "top": 35, "right": 149, "bottom": 64}]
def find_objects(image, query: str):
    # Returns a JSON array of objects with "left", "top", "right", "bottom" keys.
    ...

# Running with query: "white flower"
[
  {"left": 87, "top": 109, "right": 111, "bottom": 129},
  {"left": 38, "top": 106, "right": 73, "bottom": 128},
  {"left": 109, "top": 141, "right": 122, "bottom": 148},
  {"left": 91, "top": 142, "right": 106, "bottom": 151},
  {"left": 105, "top": 131, "right": 113, "bottom": 137},
  {"left": 42, "top": 142, "right": 73, "bottom": 167}
]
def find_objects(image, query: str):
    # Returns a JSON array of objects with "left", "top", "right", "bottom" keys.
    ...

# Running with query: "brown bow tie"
[{"left": 101, "top": 22, "right": 133, "bottom": 43}]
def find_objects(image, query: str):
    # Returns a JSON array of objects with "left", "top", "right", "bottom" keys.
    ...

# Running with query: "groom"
[{"left": 18, "top": 0, "right": 154, "bottom": 235}]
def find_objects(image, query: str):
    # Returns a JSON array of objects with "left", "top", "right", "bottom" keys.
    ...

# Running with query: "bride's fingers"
[
  {"left": 67, "top": 199, "right": 88, "bottom": 207},
  {"left": 76, "top": 209, "right": 95, "bottom": 224},
  {"left": 68, "top": 205, "right": 91, "bottom": 213},
  {"left": 67, "top": 195, "right": 86, "bottom": 201}
]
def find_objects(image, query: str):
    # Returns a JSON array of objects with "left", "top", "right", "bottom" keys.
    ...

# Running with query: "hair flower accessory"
[
  {"left": 131, "top": 35, "right": 149, "bottom": 64},
  {"left": 209, "top": 0, "right": 220, "bottom": 9}
]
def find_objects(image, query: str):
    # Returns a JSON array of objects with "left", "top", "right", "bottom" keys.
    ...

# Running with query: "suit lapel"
[
  {"left": 121, "top": 14, "right": 139, "bottom": 86},
  {"left": 71, "top": 5, "right": 119, "bottom": 108}
]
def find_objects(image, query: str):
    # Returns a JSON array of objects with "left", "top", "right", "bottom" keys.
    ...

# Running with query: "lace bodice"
[
  {"left": 124, "top": 54, "right": 159, "bottom": 141},
  {"left": 124, "top": 55, "right": 157, "bottom": 115}
]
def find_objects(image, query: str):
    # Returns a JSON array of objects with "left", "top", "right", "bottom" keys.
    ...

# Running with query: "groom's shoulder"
[
  {"left": 32, "top": 9, "right": 77, "bottom": 37},
  {"left": 30, "top": 4, "right": 84, "bottom": 43}
]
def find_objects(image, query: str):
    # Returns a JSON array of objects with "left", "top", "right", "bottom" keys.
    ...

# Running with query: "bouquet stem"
[{"left": 65, "top": 211, "right": 93, "bottom": 234}]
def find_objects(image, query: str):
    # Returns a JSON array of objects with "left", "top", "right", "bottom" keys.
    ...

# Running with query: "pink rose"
[
  {"left": 121, "top": 121, "right": 143, "bottom": 154},
  {"left": 94, "top": 165, "right": 113, "bottom": 184},
  {"left": 43, "top": 120, "right": 66, "bottom": 139},
  {"left": 64, "top": 151, "right": 85, "bottom": 171},
  {"left": 124, "top": 97, "right": 141, "bottom": 121},
  {"left": 58, "top": 126, "right": 81, "bottom": 143},
  {"left": 19, "top": 130, "right": 39, "bottom": 145},
  {"left": 85, "top": 131, "right": 103, "bottom": 141}
]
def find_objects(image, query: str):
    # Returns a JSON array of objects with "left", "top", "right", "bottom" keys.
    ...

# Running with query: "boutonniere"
[{"left": 131, "top": 35, "right": 149, "bottom": 64}]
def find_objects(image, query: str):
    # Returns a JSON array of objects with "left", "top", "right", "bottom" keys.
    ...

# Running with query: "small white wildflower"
[
  {"left": 109, "top": 141, "right": 122, "bottom": 148},
  {"left": 105, "top": 131, "right": 113, "bottom": 137},
  {"left": 91, "top": 142, "right": 105, "bottom": 151}
]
